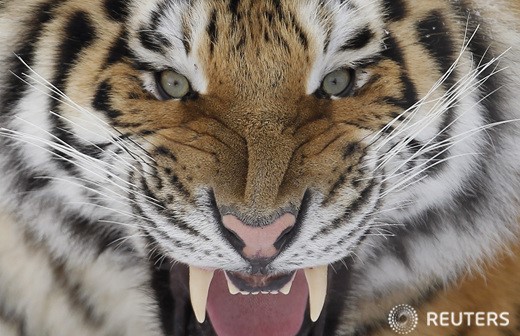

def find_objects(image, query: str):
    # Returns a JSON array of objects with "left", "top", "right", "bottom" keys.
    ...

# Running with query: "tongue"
[{"left": 206, "top": 271, "right": 308, "bottom": 336}]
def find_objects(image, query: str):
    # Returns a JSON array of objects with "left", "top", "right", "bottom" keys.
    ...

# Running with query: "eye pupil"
[
  {"left": 158, "top": 70, "right": 191, "bottom": 99},
  {"left": 320, "top": 68, "right": 354, "bottom": 97}
]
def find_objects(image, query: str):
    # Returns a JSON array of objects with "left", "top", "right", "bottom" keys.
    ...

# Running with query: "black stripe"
[
  {"left": 229, "top": 0, "right": 241, "bottom": 21},
  {"left": 138, "top": 29, "right": 164, "bottom": 53},
  {"left": 380, "top": 33, "right": 404, "bottom": 64},
  {"left": 49, "top": 258, "right": 106, "bottom": 327},
  {"left": 272, "top": 0, "right": 283, "bottom": 19},
  {"left": 21, "top": 226, "right": 121, "bottom": 331},
  {"left": 425, "top": 4, "right": 507, "bottom": 219},
  {"left": 92, "top": 80, "right": 122, "bottom": 119},
  {"left": 57, "top": 11, "right": 96, "bottom": 79},
  {"left": 343, "top": 142, "right": 360, "bottom": 160},
  {"left": 323, "top": 25, "right": 332, "bottom": 53},
  {"left": 419, "top": 106, "right": 457, "bottom": 175},
  {"left": 103, "top": 0, "right": 129, "bottom": 22},
  {"left": 313, "top": 179, "right": 377, "bottom": 239},
  {"left": 48, "top": 10, "right": 102, "bottom": 170},
  {"left": 155, "top": 146, "right": 178, "bottom": 161},
  {"left": 17, "top": 171, "right": 52, "bottom": 193},
  {"left": 137, "top": 2, "right": 172, "bottom": 53},
  {"left": 168, "top": 174, "right": 191, "bottom": 199},
  {"left": 182, "top": 26, "right": 192, "bottom": 54},
  {"left": 381, "top": 34, "right": 419, "bottom": 110},
  {"left": 323, "top": 144, "right": 366, "bottom": 206},
  {"left": 229, "top": 0, "right": 240, "bottom": 14},
  {"left": 138, "top": 178, "right": 208, "bottom": 240},
  {"left": 207, "top": 10, "right": 218, "bottom": 55},
  {"left": 340, "top": 26, "right": 374, "bottom": 51},
  {"left": 144, "top": 222, "right": 198, "bottom": 251},
  {"left": 376, "top": 154, "right": 497, "bottom": 268},
  {"left": 273, "top": 3, "right": 287, "bottom": 28},
  {"left": 416, "top": 11, "right": 456, "bottom": 78},
  {"left": 0, "top": 1, "right": 57, "bottom": 117},
  {"left": 105, "top": 30, "right": 130, "bottom": 66},
  {"left": 289, "top": 11, "right": 308, "bottom": 50},
  {"left": 382, "top": 0, "right": 407, "bottom": 22},
  {"left": 463, "top": 13, "right": 505, "bottom": 126},
  {"left": 419, "top": 8, "right": 502, "bottom": 176},
  {"left": 64, "top": 212, "right": 131, "bottom": 255},
  {"left": 148, "top": 2, "right": 169, "bottom": 31},
  {"left": 48, "top": 122, "right": 105, "bottom": 171},
  {"left": 4, "top": 149, "right": 52, "bottom": 194},
  {"left": 409, "top": 15, "right": 460, "bottom": 177}
]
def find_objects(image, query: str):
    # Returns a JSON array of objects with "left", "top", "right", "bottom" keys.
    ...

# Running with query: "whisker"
[
  {"left": 14, "top": 55, "right": 157, "bottom": 164},
  {"left": 0, "top": 129, "right": 165, "bottom": 209},
  {"left": 66, "top": 201, "right": 155, "bottom": 223}
]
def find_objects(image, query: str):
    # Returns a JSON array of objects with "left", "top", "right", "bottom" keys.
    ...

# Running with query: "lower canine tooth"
[
  {"left": 304, "top": 266, "right": 328, "bottom": 322},
  {"left": 189, "top": 267, "right": 214, "bottom": 323},
  {"left": 280, "top": 272, "right": 297, "bottom": 295},
  {"left": 224, "top": 272, "right": 240, "bottom": 295}
]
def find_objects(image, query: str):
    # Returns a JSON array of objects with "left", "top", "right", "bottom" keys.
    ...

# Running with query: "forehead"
[{"left": 127, "top": 0, "right": 385, "bottom": 94}]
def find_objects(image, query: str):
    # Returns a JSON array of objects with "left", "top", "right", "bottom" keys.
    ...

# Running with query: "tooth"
[
  {"left": 224, "top": 273, "right": 240, "bottom": 295},
  {"left": 240, "top": 291, "right": 250, "bottom": 295},
  {"left": 261, "top": 291, "right": 269, "bottom": 295},
  {"left": 189, "top": 267, "right": 214, "bottom": 323},
  {"left": 280, "top": 282, "right": 292, "bottom": 294},
  {"left": 304, "top": 266, "right": 328, "bottom": 322},
  {"left": 252, "top": 291, "right": 260, "bottom": 295},
  {"left": 271, "top": 291, "right": 279, "bottom": 295},
  {"left": 280, "top": 272, "right": 297, "bottom": 295}
]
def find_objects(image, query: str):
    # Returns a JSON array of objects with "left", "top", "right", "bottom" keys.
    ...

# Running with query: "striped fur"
[{"left": 0, "top": 0, "right": 519, "bottom": 335}]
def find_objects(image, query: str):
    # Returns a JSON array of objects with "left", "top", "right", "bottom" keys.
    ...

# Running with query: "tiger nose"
[{"left": 222, "top": 213, "right": 296, "bottom": 260}]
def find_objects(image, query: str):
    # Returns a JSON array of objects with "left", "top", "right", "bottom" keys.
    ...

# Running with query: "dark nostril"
[
  {"left": 273, "top": 225, "right": 295, "bottom": 250},
  {"left": 221, "top": 226, "right": 246, "bottom": 253}
]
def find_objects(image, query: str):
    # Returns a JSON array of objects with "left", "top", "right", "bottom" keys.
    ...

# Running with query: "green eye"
[
  {"left": 320, "top": 68, "right": 355, "bottom": 97},
  {"left": 158, "top": 70, "right": 191, "bottom": 99}
]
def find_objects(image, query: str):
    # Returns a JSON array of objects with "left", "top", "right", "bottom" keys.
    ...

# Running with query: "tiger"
[{"left": 1, "top": 0, "right": 520, "bottom": 335}]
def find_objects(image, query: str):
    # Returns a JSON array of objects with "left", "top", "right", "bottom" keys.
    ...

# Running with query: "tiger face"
[{"left": 3, "top": 0, "right": 516, "bottom": 335}]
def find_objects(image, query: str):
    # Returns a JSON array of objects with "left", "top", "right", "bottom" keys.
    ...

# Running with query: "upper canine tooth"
[
  {"left": 189, "top": 267, "right": 215, "bottom": 323},
  {"left": 224, "top": 272, "right": 240, "bottom": 295},
  {"left": 280, "top": 272, "right": 297, "bottom": 295},
  {"left": 304, "top": 266, "right": 328, "bottom": 322}
]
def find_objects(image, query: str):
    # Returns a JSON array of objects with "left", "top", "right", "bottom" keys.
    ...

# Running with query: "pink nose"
[{"left": 222, "top": 213, "right": 296, "bottom": 259}]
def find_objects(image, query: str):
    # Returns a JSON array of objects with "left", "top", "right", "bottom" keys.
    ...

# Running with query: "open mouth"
[{"left": 164, "top": 264, "right": 328, "bottom": 336}]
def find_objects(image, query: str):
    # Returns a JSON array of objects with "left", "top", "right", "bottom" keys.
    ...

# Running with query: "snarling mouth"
[{"left": 161, "top": 263, "right": 329, "bottom": 336}]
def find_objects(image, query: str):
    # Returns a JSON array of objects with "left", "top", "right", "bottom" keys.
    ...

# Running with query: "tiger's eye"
[
  {"left": 159, "top": 70, "right": 191, "bottom": 99},
  {"left": 321, "top": 69, "right": 354, "bottom": 97}
]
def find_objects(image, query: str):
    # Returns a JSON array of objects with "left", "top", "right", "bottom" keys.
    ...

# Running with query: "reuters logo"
[{"left": 388, "top": 304, "right": 419, "bottom": 334}]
